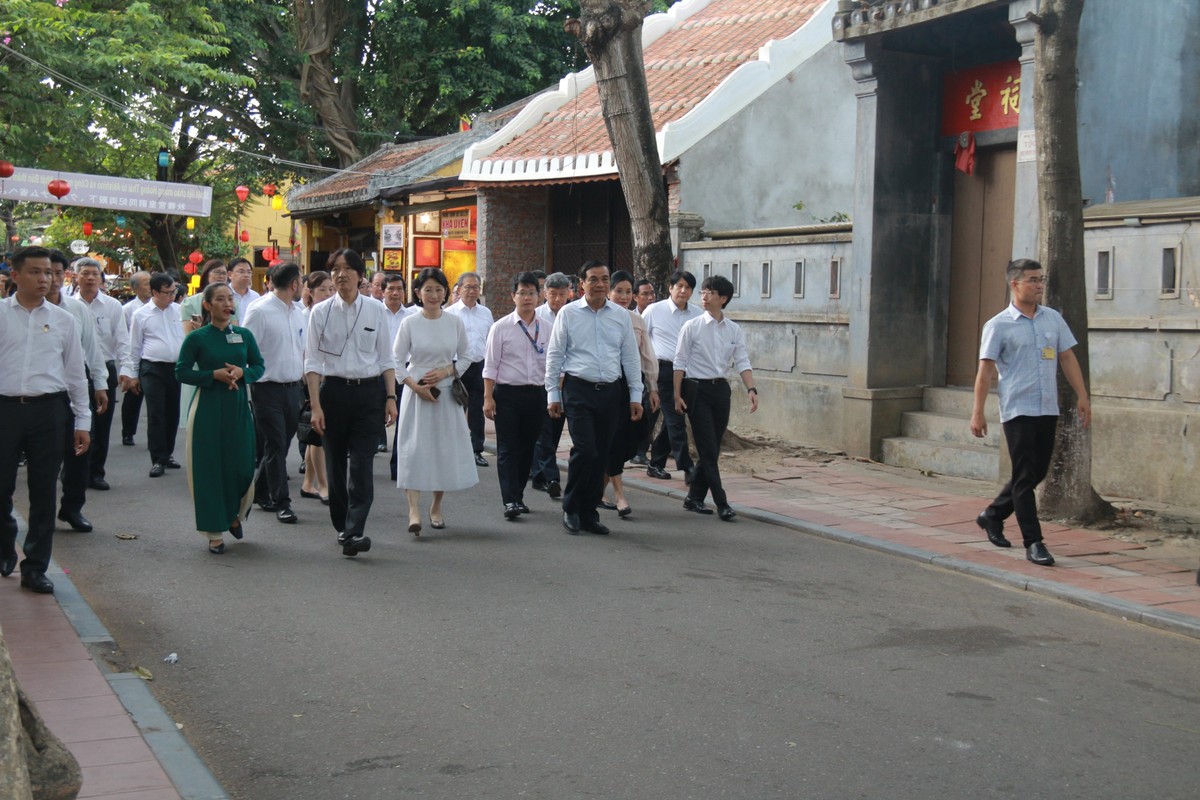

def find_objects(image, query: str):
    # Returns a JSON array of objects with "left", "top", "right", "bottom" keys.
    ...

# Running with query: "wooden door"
[{"left": 946, "top": 147, "right": 1016, "bottom": 386}]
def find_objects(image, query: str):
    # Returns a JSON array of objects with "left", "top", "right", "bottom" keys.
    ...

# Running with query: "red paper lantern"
[
  {"left": 188, "top": 250, "right": 204, "bottom": 265},
  {"left": 240, "top": 230, "right": 250, "bottom": 243},
  {"left": 184, "top": 262, "right": 197, "bottom": 275},
  {"left": 261, "top": 247, "right": 277, "bottom": 261},
  {"left": 82, "top": 221, "right": 93, "bottom": 236},
  {"left": 0, "top": 161, "right": 13, "bottom": 178},
  {"left": 47, "top": 179, "right": 71, "bottom": 199},
  {"left": 262, "top": 183, "right": 276, "bottom": 197},
  {"left": 235, "top": 185, "right": 250, "bottom": 203}
]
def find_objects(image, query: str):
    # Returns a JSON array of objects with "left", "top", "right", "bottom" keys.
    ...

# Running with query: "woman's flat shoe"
[
  {"left": 320, "top": 495, "right": 330, "bottom": 506},
  {"left": 617, "top": 505, "right": 633, "bottom": 518},
  {"left": 208, "top": 542, "right": 226, "bottom": 554},
  {"left": 300, "top": 490, "right": 320, "bottom": 499},
  {"left": 598, "top": 500, "right": 618, "bottom": 511},
  {"left": 408, "top": 521, "right": 421, "bottom": 536},
  {"left": 429, "top": 513, "right": 445, "bottom": 530}
]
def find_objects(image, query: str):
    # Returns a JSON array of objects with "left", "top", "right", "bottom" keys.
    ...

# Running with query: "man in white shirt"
[
  {"left": 48, "top": 250, "right": 107, "bottom": 534},
  {"left": 121, "top": 273, "right": 184, "bottom": 477},
  {"left": 381, "top": 273, "right": 413, "bottom": 474},
  {"left": 305, "top": 248, "right": 398, "bottom": 557},
  {"left": 229, "top": 257, "right": 260, "bottom": 317},
  {"left": 445, "top": 271, "right": 493, "bottom": 465},
  {"left": 544, "top": 261, "right": 643, "bottom": 536},
  {"left": 73, "top": 258, "right": 127, "bottom": 492},
  {"left": 242, "top": 262, "right": 306, "bottom": 525},
  {"left": 120, "top": 270, "right": 151, "bottom": 446},
  {"left": 673, "top": 275, "right": 757, "bottom": 522},
  {"left": 530, "top": 272, "right": 573, "bottom": 497},
  {"left": 643, "top": 270, "right": 702, "bottom": 483},
  {"left": 0, "top": 247, "right": 91, "bottom": 593}
]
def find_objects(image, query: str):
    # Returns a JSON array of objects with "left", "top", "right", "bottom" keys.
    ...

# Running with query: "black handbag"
[
  {"left": 450, "top": 368, "right": 469, "bottom": 408},
  {"left": 297, "top": 399, "right": 323, "bottom": 446}
]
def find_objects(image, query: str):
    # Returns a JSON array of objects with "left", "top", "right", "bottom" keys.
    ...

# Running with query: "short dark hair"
[
  {"left": 610, "top": 270, "right": 635, "bottom": 289},
  {"left": 1006, "top": 258, "right": 1042, "bottom": 283},
  {"left": 383, "top": 273, "right": 406, "bottom": 289},
  {"left": 327, "top": 248, "right": 366, "bottom": 278},
  {"left": 414, "top": 267, "right": 450, "bottom": 305},
  {"left": 669, "top": 270, "right": 696, "bottom": 289},
  {"left": 11, "top": 246, "right": 51, "bottom": 270},
  {"left": 511, "top": 271, "right": 540, "bottom": 294},
  {"left": 636, "top": 278, "right": 654, "bottom": 292},
  {"left": 578, "top": 260, "right": 609, "bottom": 281},
  {"left": 532, "top": 270, "right": 547, "bottom": 281},
  {"left": 701, "top": 275, "right": 734, "bottom": 308},
  {"left": 149, "top": 273, "right": 175, "bottom": 293},
  {"left": 228, "top": 257, "right": 253, "bottom": 272},
  {"left": 47, "top": 249, "right": 69, "bottom": 269},
  {"left": 198, "top": 259, "right": 227, "bottom": 289},
  {"left": 305, "top": 270, "right": 331, "bottom": 291},
  {"left": 271, "top": 262, "right": 301, "bottom": 289}
]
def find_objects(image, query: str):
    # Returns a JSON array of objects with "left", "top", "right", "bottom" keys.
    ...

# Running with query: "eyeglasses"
[
  {"left": 155, "top": 287, "right": 176, "bottom": 295},
  {"left": 513, "top": 290, "right": 538, "bottom": 298},
  {"left": 1021, "top": 277, "right": 1047, "bottom": 285}
]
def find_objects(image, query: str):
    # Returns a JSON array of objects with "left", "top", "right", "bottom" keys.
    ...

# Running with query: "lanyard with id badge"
[{"left": 1041, "top": 330, "right": 1055, "bottom": 361}]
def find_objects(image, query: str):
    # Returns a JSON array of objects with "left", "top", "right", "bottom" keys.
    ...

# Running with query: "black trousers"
[
  {"left": 140, "top": 360, "right": 180, "bottom": 465},
  {"left": 494, "top": 384, "right": 547, "bottom": 505},
  {"left": 121, "top": 383, "right": 143, "bottom": 439},
  {"left": 685, "top": 380, "right": 732, "bottom": 508},
  {"left": 0, "top": 394, "right": 69, "bottom": 575},
  {"left": 252, "top": 382, "right": 302, "bottom": 508},
  {"left": 60, "top": 378, "right": 96, "bottom": 515},
  {"left": 985, "top": 415, "right": 1058, "bottom": 547},
  {"left": 90, "top": 361, "right": 118, "bottom": 481},
  {"left": 319, "top": 378, "right": 384, "bottom": 538},
  {"left": 530, "top": 412, "right": 566, "bottom": 485},
  {"left": 649, "top": 360, "right": 693, "bottom": 472},
  {"left": 460, "top": 360, "right": 486, "bottom": 453},
  {"left": 561, "top": 376, "right": 621, "bottom": 524}
]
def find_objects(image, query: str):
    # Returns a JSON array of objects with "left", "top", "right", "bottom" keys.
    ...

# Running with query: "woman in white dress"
[{"left": 393, "top": 268, "right": 479, "bottom": 534}]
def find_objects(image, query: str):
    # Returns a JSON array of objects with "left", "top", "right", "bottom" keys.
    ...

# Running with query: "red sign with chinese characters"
[{"left": 941, "top": 60, "right": 1022, "bottom": 136}]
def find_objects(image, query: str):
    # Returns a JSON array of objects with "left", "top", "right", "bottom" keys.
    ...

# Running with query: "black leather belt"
[
  {"left": 565, "top": 375, "right": 616, "bottom": 390},
  {"left": 261, "top": 380, "right": 302, "bottom": 387},
  {"left": 691, "top": 377, "right": 728, "bottom": 385},
  {"left": 324, "top": 376, "right": 379, "bottom": 386},
  {"left": 0, "top": 391, "right": 68, "bottom": 404}
]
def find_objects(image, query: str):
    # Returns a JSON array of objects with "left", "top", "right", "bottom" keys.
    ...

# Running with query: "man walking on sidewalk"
[
  {"left": 643, "top": 270, "right": 701, "bottom": 483},
  {"left": 74, "top": 258, "right": 127, "bottom": 492},
  {"left": 445, "top": 271, "right": 493, "bottom": 466},
  {"left": 120, "top": 270, "right": 151, "bottom": 446},
  {"left": 970, "top": 258, "right": 1091, "bottom": 567}
]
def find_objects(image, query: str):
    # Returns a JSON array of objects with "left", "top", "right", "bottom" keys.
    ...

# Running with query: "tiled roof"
[
  {"left": 287, "top": 140, "right": 446, "bottom": 212},
  {"left": 462, "top": 0, "right": 832, "bottom": 183}
]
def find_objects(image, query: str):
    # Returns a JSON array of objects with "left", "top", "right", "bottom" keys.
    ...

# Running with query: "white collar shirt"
[
  {"left": 303, "top": 293, "right": 394, "bottom": 379},
  {"left": 672, "top": 312, "right": 752, "bottom": 380},
  {"left": 79, "top": 292, "right": 127, "bottom": 364},
  {"left": 0, "top": 296, "right": 91, "bottom": 429},
  {"left": 232, "top": 287, "right": 261, "bottom": 318},
  {"left": 121, "top": 301, "right": 183, "bottom": 378},
  {"left": 445, "top": 300, "right": 494, "bottom": 364},
  {"left": 122, "top": 296, "right": 148, "bottom": 329},
  {"left": 534, "top": 302, "right": 560, "bottom": 328},
  {"left": 55, "top": 294, "right": 107, "bottom": 382},
  {"left": 240, "top": 292, "right": 306, "bottom": 383},
  {"left": 544, "top": 298, "right": 643, "bottom": 404},
  {"left": 482, "top": 310, "right": 549, "bottom": 386},
  {"left": 384, "top": 304, "right": 415, "bottom": 364},
  {"left": 642, "top": 298, "right": 703, "bottom": 362}
]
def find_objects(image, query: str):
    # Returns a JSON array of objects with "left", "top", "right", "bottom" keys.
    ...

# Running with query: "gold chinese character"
[
  {"left": 1001, "top": 75, "right": 1021, "bottom": 115},
  {"left": 965, "top": 80, "right": 987, "bottom": 121}
]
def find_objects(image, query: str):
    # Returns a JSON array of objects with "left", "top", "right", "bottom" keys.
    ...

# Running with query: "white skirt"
[{"left": 394, "top": 379, "right": 480, "bottom": 492}]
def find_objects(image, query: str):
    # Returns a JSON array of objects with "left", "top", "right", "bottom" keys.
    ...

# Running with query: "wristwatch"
[
  {"left": 386, "top": 394, "right": 397, "bottom": 400},
  {"left": 747, "top": 387, "right": 758, "bottom": 395}
]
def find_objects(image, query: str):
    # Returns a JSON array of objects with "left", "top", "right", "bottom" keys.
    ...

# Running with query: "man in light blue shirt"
[
  {"left": 545, "top": 261, "right": 643, "bottom": 536},
  {"left": 970, "top": 259, "right": 1091, "bottom": 566}
]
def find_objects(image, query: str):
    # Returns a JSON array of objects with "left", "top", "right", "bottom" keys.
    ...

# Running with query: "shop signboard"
[
  {"left": 941, "top": 60, "right": 1021, "bottom": 137},
  {"left": 441, "top": 208, "right": 471, "bottom": 239}
]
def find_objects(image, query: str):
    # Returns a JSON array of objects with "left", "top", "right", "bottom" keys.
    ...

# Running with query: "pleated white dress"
[{"left": 393, "top": 311, "right": 480, "bottom": 492}]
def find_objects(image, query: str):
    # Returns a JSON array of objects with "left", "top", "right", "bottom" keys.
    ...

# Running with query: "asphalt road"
[{"left": 44, "top": 427, "right": 1200, "bottom": 800}]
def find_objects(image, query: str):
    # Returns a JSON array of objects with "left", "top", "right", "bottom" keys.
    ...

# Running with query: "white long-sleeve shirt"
[
  {"left": 0, "top": 296, "right": 91, "bottom": 430},
  {"left": 121, "top": 301, "right": 184, "bottom": 378}
]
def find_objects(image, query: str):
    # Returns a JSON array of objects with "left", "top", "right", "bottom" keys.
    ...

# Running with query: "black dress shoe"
[
  {"left": 1026, "top": 542, "right": 1055, "bottom": 566},
  {"left": 630, "top": 453, "right": 648, "bottom": 466},
  {"left": 976, "top": 513, "right": 1011, "bottom": 548},
  {"left": 149, "top": 463, "right": 165, "bottom": 478},
  {"left": 20, "top": 572, "right": 54, "bottom": 594},
  {"left": 474, "top": 452, "right": 489, "bottom": 467},
  {"left": 376, "top": 442, "right": 388, "bottom": 453},
  {"left": 89, "top": 477, "right": 110, "bottom": 491},
  {"left": 122, "top": 435, "right": 135, "bottom": 446},
  {"left": 717, "top": 505, "right": 736, "bottom": 522},
  {"left": 164, "top": 457, "right": 181, "bottom": 469},
  {"left": 58, "top": 510, "right": 93, "bottom": 532},
  {"left": 582, "top": 519, "right": 610, "bottom": 536},
  {"left": 504, "top": 503, "right": 522, "bottom": 520},
  {"left": 646, "top": 465, "right": 672, "bottom": 480},
  {"left": 598, "top": 500, "right": 618, "bottom": 511},
  {"left": 515, "top": 502, "right": 530, "bottom": 514},
  {"left": 0, "top": 553, "right": 17, "bottom": 578},
  {"left": 276, "top": 507, "right": 298, "bottom": 524},
  {"left": 256, "top": 500, "right": 278, "bottom": 512},
  {"left": 547, "top": 481, "right": 562, "bottom": 499},
  {"left": 684, "top": 468, "right": 695, "bottom": 486},
  {"left": 683, "top": 498, "right": 713, "bottom": 515},
  {"left": 531, "top": 479, "right": 548, "bottom": 492},
  {"left": 562, "top": 512, "right": 581, "bottom": 534}
]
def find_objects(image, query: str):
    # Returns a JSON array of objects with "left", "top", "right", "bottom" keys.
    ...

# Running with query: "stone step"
[
  {"left": 923, "top": 386, "right": 1000, "bottom": 418},
  {"left": 900, "top": 410, "right": 1001, "bottom": 449},
  {"left": 880, "top": 436, "right": 1000, "bottom": 482}
]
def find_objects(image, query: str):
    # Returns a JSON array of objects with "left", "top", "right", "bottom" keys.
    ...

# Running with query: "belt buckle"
[{"left": 19, "top": 396, "right": 31, "bottom": 404}]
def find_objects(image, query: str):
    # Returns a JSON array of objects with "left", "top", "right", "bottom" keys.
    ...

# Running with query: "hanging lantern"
[
  {"left": 240, "top": 230, "right": 250, "bottom": 243},
  {"left": 115, "top": 215, "right": 127, "bottom": 228},
  {"left": 235, "top": 184, "right": 250, "bottom": 203},
  {"left": 270, "top": 195, "right": 283, "bottom": 211},
  {"left": 186, "top": 217, "right": 195, "bottom": 230},
  {"left": 269, "top": 259, "right": 284, "bottom": 268},
  {"left": 47, "top": 178, "right": 71, "bottom": 199},
  {"left": 9, "top": 235, "right": 19, "bottom": 243},
  {"left": 262, "top": 183, "right": 276, "bottom": 197},
  {"left": 82, "top": 221, "right": 93, "bottom": 236},
  {"left": 0, "top": 161, "right": 13, "bottom": 178},
  {"left": 261, "top": 247, "right": 277, "bottom": 261},
  {"left": 184, "top": 262, "right": 197, "bottom": 276},
  {"left": 188, "top": 250, "right": 204, "bottom": 265},
  {"left": 311, "top": 219, "right": 323, "bottom": 239}
]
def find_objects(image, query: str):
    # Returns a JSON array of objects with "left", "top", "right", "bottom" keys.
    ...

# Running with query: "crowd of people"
[{"left": 1, "top": 244, "right": 761, "bottom": 593}]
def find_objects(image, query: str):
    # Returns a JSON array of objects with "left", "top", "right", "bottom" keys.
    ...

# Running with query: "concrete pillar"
[{"left": 1010, "top": 0, "right": 1041, "bottom": 260}]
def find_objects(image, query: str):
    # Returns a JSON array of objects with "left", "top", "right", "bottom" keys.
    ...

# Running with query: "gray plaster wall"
[
  {"left": 676, "top": 41, "right": 858, "bottom": 232},
  {"left": 1078, "top": 0, "right": 1200, "bottom": 204}
]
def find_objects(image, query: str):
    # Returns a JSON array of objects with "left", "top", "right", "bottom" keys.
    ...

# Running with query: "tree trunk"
[
  {"left": 294, "top": 0, "right": 363, "bottom": 168},
  {"left": 1031, "top": 0, "right": 1113, "bottom": 524},
  {"left": 566, "top": 0, "right": 674, "bottom": 289}
]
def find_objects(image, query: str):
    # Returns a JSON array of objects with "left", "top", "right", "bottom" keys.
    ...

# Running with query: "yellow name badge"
[{"left": 1041, "top": 346, "right": 1055, "bottom": 360}]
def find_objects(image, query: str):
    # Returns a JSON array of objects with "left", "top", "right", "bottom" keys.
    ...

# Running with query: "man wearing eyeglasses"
[
  {"left": 121, "top": 273, "right": 184, "bottom": 478},
  {"left": 446, "top": 272, "right": 494, "bottom": 466},
  {"left": 970, "top": 259, "right": 1091, "bottom": 567}
]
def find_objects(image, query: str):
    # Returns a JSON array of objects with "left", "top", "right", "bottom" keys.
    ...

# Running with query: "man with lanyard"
[
  {"left": 47, "top": 250, "right": 107, "bottom": 533},
  {"left": 242, "top": 262, "right": 306, "bottom": 525},
  {"left": 643, "top": 270, "right": 702, "bottom": 483},
  {"left": 0, "top": 247, "right": 91, "bottom": 593},
  {"left": 445, "top": 271, "right": 493, "bottom": 466},
  {"left": 382, "top": 273, "right": 414, "bottom": 475},
  {"left": 304, "top": 248, "right": 398, "bottom": 557},
  {"left": 544, "top": 260, "right": 643, "bottom": 537},
  {"left": 529, "top": 272, "right": 573, "bottom": 498},
  {"left": 73, "top": 258, "right": 126, "bottom": 492},
  {"left": 970, "top": 258, "right": 1090, "bottom": 567},
  {"left": 120, "top": 270, "right": 151, "bottom": 446},
  {"left": 121, "top": 273, "right": 184, "bottom": 478},
  {"left": 483, "top": 272, "right": 551, "bottom": 520}
]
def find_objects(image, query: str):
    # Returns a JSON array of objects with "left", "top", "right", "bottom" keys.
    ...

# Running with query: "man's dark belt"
[
  {"left": 323, "top": 375, "right": 379, "bottom": 386},
  {"left": 565, "top": 375, "right": 617, "bottom": 391},
  {"left": 690, "top": 377, "right": 728, "bottom": 385},
  {"left": 261, "top": 380, "right": 302, "bottom": 387},
  {"left": 0, "top": 391, "right": 68, "bottom": 404}
]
